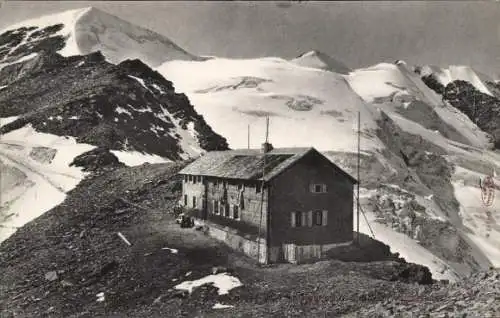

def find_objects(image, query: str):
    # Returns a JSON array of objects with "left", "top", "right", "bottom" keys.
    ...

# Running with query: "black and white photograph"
[{"left": 0, "top": 1, "right": 499, "bottom": 317}]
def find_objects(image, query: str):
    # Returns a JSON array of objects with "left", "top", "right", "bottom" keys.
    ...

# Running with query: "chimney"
[{"left": 261, "top": 142, "right": 273, "bottom": 153}]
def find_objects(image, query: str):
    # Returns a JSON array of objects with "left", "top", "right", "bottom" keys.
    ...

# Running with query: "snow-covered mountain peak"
[
  {"left": 290, "top": 50, "right": 351, "bottom": 74},
  {"left": 419, "top": 64, "right": 494, "bottom": 96},
  {"left": 0, "top": 6, "right": 202, "bottom": 68}
]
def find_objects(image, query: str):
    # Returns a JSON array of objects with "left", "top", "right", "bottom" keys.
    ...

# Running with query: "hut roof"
[{"left": 179, "top": 147, "right": 357, "bottom": 183}]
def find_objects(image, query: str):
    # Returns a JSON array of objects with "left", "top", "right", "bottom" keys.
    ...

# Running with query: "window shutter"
[
  {"left": 309, "top": 184, "right": 315, "bottom": 193},
  {"left": 291, "top": 211, "right": 296, "bottom": 227},
  {"left": 322, "top": 210, "right": 328, "bottom": 226},
  {"left": 322, "top": 184, "right": 327, "bottom": 193},
  {"left": 301, "top": 212, "right": 307, "bottom": 227},
  {"left": 307, "top": 211, "right": 313, "bottom": 227}
]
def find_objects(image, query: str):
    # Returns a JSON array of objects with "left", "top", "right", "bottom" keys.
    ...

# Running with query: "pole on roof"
[
  {"left": 356, "top": 111, "right": 361, "bottom": 245},
  {"left": 257, "top": 116, "right": 269, "bottom": 265},
  {"left": 248, "top": 124, "right": 250, "bottom": 149},
  {"left": 265, "top": 116, "right": 269, "bottom": 143}
]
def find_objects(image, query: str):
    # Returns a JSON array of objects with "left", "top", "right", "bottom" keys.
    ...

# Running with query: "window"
[
  {"left": 292, "top": 211, "right": 325, "bottom": 227},
  {"left": 256, "top": 183, "right": 262, "bottom": 193},
  {"left": 213, "top": 200, "right": 219, "bottom": 215},
  {"left": 314, "top": 210, "right": 323, "bottom": 226},
  {"left": 192, "top": 196, "right": 197, "bottom": 208},
  {"left": 310, "top": 183, "right": 327, "bottom": 193},
  {"left": 184, "top": 175, "right": 188, "bottom": 182},
  {"left": 314, "top": 210, "right": 328, "bottom": 226},
  {"left": 188, "top": 175, "right": 193, "bottom": 182},
  {"left": 291, "top": 211, "right": 303, "bottom": 227},
  {"left": 233, "top": 205, "right": 239, "bottom": 220},
  {"left": 224, "top": 204, "right": 230, "bottom": 217},
  {"left": 219, "top": 203, "right": 225, "bottom": 216},
  {"left": 184, "top": 194, "right": 188, "bottom": 206}
]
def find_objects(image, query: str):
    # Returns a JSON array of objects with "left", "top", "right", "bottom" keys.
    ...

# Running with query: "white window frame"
[
  {"left": 313, "top": 210, "right": 328, "bottom": 226},
  {"left": 310, "top": 183, "right": 327, "bottom": 193}
]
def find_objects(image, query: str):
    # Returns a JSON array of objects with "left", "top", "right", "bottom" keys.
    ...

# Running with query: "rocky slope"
[
  {"left": 0, "top": 50, "right": 228, "bottom": 160},
  {"left": 2, "top": 161, "right": 497, "bottom": 317},
  {"left": 0, "top": 15, "right": 228, "bottom": 243},
  {"left": 419, "top": 74, "right": 500, "bottom": 149}
]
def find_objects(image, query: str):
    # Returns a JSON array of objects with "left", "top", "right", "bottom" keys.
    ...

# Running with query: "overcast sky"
[{"left": 1, "top": 1, "right": 499, "bottom": 78}]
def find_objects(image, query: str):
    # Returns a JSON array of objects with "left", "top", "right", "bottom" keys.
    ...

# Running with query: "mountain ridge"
[{"left": 0, "top": 6, "right": 203, "bottom": 69}]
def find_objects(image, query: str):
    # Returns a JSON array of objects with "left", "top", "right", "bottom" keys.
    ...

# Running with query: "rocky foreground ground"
[{"left": 0, "top": 159, "right": 498, "bottom": 317}]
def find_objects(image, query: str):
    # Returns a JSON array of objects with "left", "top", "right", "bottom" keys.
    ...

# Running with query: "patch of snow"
[
  {"left": 127, "top": 104, "right": 152, "bottom": 113},
  {"left": 186, "top": 122, "right": 197, "bottom": 139},
  {"left": 0, "top": 125, "right": 95, "bottom": 243},
  {"left": 115, "top": 106, "right": 133, "bottom": 117},
  {"left": 96, "top": 292, "right": 105, "bottom": 302},
  {"left": 128, "top": 75, "right": 152, "bottom": 92},
  {"left": 161, "top": 247, "right": 178, "bottom": 254},
  {"left": 0, "top": 85, "right": 7, "bottom": 90},
  {"left": 212, "top": 303, "right": 235, "bottom": 309},
  {"left": 382, "top": 184, "right": 410, "bottom": 194},
  {"left": 151, "top": 83, "right": 166, "bottom": 94},
  {"left": 0, "top": 116, "right": 19, "bottom": 128},
  {"left": 174, "top": 273, "right": 243, "bottom": 295},
  {"left": 109, "top": 150, "right": 169, "bottom": 167},
  {"left": 14, "top": 52, "right": 39, "bottom": 64},
  {"left": 156, "top": 106, "right": 203, "bottom": 160},
  {"left": 68, "top": 116, "right": 79, "bottom": 120},
  {"left": 150, "top": 125, "right": 165, "bottom": 136}
]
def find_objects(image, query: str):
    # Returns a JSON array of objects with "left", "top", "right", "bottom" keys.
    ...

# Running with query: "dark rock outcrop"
[
  {"left": 69, "top": 147, "right": 125, "bottom": 172},
  {"left": 442, "top": 80, "right": 500, "bottom": 149},
  {"left": 419, "top": 74, "right": 500, "bottom": 149},
  {"left": 0, "top": 49, "right": 228, "bottom": 160}
]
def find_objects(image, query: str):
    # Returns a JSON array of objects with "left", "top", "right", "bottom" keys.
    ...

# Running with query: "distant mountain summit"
[
  {"left": 418, "top": 65, "right": 495, "bottom": 96},
  {"left": 290, "top": 50, "right": 351, "bottom": 74},
  {"left": 0, "top": 7, "right": 203, "bottom": 68}
]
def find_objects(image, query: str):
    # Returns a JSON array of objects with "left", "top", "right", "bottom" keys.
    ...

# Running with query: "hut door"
[
  {"left": 283, "top": 244, "right": 297, "bottom": 264},
  {"left": 201, "top": 197, "right": 208, "bottom": 220}
]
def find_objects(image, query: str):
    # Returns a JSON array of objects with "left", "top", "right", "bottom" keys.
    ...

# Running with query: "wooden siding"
[
  {"left": 268, "top": 151, "right": 354, "bottom": 254},
  {"left": 205, "top": 177, "right": 269, "bottom": 240}
]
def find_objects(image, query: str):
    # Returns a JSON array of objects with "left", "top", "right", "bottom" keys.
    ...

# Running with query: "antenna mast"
[
  {"left": 248, "top": 124, "right": 250, "bottom": 149},
  {"left": 356, "top": 111, "right": 361, "bottom": 245},
  {"left": 257, "top": 116, "right": 269, "bottom": 264}
]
